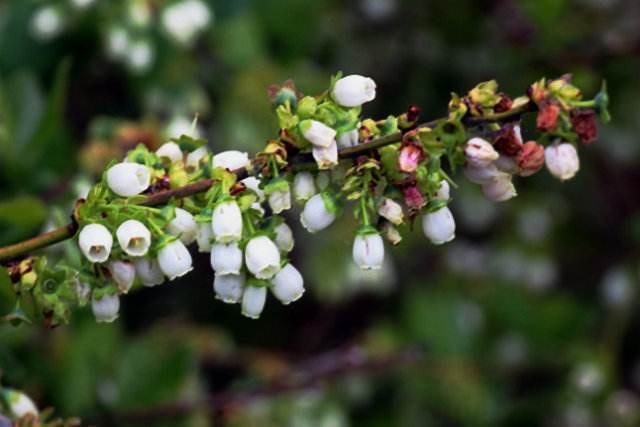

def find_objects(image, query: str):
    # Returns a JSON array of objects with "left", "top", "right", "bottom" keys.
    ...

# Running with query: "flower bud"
[
  {"left": 481, "top": 174, "right": 517, "bottom": 202},
  {"left": 381, "top": 222, "right": 402, "bottom": 245},
  {"left": 167, "top": 207, "right": 197, "bottom": 245},
  {"left": 106, "top": 162, "right": 151, "bottom": 197},
  {"left": 435, "top": 180, "right": 450, "bottom": 200},
  {"left": 213, "top": 272, "right": 245, "bottom": 303},
  {"left": 108, "top": 260, "right": 135, "bottom": 293},
  {"left": 133, "top": 258, "right": 164, "bottom": 287},
  {"left": 211, "top": 200, "right": 243, "bottom": 243},
  {"left": 465, "top": 137, "right": 499, "bottom": 167},
  {"left": 75, "top": 280, "right": 91, "bottom": 306},
  {"left": 312, "top": 140, "right": 339, "bottom": 170},
  {"left": 571, "top": 109, "right": 598, "bottom": 144},
  {"left": 493, "top": 125, "right": 523, "bottom": 156},
  {"left": 245, "top": 236, "right": 281, "bottom": 279},
  {"left": 157, "top": 239, "right": 193, "bottom": 280},
  {"left": 352, "top": 232, "right": 385, "bottom": 270},
  {"left": 268, "top": 187, "right": 291, "bottom": 214},
  {"left": 274, "top": 222, "right": 294, "bottom": 252},
  {"left": 464, "top": 163, "right": 504, "bottom": 185},
  {"left": 212, "top": 150, "right": 250, "bottom": 171},
  {"left": 537, "top": 102, "right": 561, "bottom": 132},
  {"left": 545, "top": 143, "right": 580, "bottom": 181},
  {"left": 422, "top": 207, "right": 456, "bottom": 245},
  {"left": 398, "top": 141, "right": 425, "bottom": 173},
  {"left": 185, "top": 146, "right": 209, "bottom": 170},
  {"left": 300, "top": 119, "right": 336, "bottom": 148},
  {"left": 378, "top": 198, "right": 404, "bottom": 225},
  {"left": 300, "top": 193, "right": 336, "bottom": 233},
  {"left": 403, "top": 186, "right": 426, "bottom": 210},
  {"left": 196, "top": 221, "right": 214, "bottom": 252},
  {"left": 116, "top": 219, "right": 151, "bottom": 256},
  {"left": 79, "top": 223, "right": 113, "bottom": 263},
  {"left": 210, "top": 242, "right": 243, "bottom": 275},
  {"left": 92, "top": 293, "right": 120, "bottom": 323},
  {"left": 241, "top": 285, "right": 267, "bottom": 319},
  {"left": 241, "top": 176, "right": 265, "bottom": 201},
  {"left": 337, "top": 128, "right": 359, "bottom": 149},
  {"left": 331, "top": 74, "right": 377, "bottom": 107},
  {"left": 155, "top": 142, "right": 183, "bottom": 164},
  {"left": 5, "top": 389, "right": 38, "bottom": 419},
  {"left": 516, "top": 141, "right": 545, "bottom": 177},
  {"left": 271, "top": 263, "right": 304, "bottom": 304},
  {"left": 293, "top": 172, "right": 316, "bottom": 202}
]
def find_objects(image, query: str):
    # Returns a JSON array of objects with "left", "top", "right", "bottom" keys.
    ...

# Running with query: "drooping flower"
[
  {"left": 274, "top": 222, "right": 294, "bottom": 252},
  {"left": 337, "top": 128, "right": 359, "bottom": 149},
  {"left": 92, "top": 293, "right": 120, "bottom": 323},
  {"left": 185, "top": 146, "right": 209, "bottom": 170},
  {"left": 267, "top": 182, "right": 292, "bottom": 214},
  {"left": 516, "top": 141, "right": 545, "bottom": 177},
  {"left": 241, "top": 285, "right": 267, "bottom": 319},
  {"left": 155, "top": 142, "right": 183, "bottom": 164},
  {"left": 331, "top": 75, "right": 377, "bottom": 107},
  {"left": 133, "top": 258, "right": 164, "bottom": 287},
  {"left": 196, "top": 221, "right": 214, "bottom": 252},
  {"left": 435, "top": 180, "right": 450, "bottom": 200},
  {"left": 241, "top": 176, "right": 265, "bottom": 201},
  {"left": 465, "top": 137, "right": 499, "bottom": 167},
  {"left": 381, "top": 222, "right": 402, "bottom": 246},
  {"left": 108, "top": 260, "right": 135, "bottom": 294},
  {"left": 79, "top": 223, "right": 113, "bottom": 263},
  {"left": 212, "top": 150, "right": 251, "bottom": 171},
  {"left": 213, "top": 272, "right": 245, "bottom": 303},
  {"left": 211, "top": 200, "right": 243, "bottom": 243},
  {"left": 300, "top": 119, "right": 336, "bottom": 148},
  {"left": 293, "top": 172, "right": 316, "bottom": 202},
  {"left": 244, "top": 236, "right": 281, "bottom": 279},
  {"left": 545, "top": 142, "right": 580, "bottom": 181},
  {"left": 398, "top": 141, "right": 425, "bottom": 173},
  {"left": 422, "top": 207, "right": 456, "bottom": 245},
  {"left": 106, "top": 162, "right": 151, "bottom": 197},
  {"left": 464, "top": 163, "right": 504, "bottom": 185},
  {"left": 210, "top": 242, "right": 243, "bottom": 275},
  {"left": 157, "top": 239, "right": 193, "bottom": 280},
  {"left": 378, "top": 198, "right": 404, "bottom": 225},
  {"left": 312, "top": 140, "right": 339, "bottom": 170},
  {"left": 481, "top": 174, "right": 518, "bottom": 202},
  {"left": 537, "top": 102, "right": 561, "bottom": 132},
  {"left": 167, "top": 207, "right": 198, "bottom": 245},
  {"left": 300, "top": 193, "right": 337, "bottom": 233},
  {"left": 116, "top": 219, "right": 151, "bottom": 256},
  {"left": 271, "top": 263, "right": 305, "bottom": 304},
  {"left": 352, "top": 231, "right": 385, "bottom": 270}
]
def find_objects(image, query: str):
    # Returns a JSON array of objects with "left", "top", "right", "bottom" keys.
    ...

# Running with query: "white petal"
[
  {"left": 271, "top": 264, "right": 305, "bottom": 304},
  {"left": 300, "top": 194, "right": 336, "bottom": 233},
  {"left": 116, "top": 219, "right": 151, "bottom": 256},
  {"left": 106, "top": 162, "right": 151, "bottom": 197},
  {"left": 213, "top": 272, "right": 245, "bottom": 303},
  {"left": 352, "top": 233, "right": 385, "bottom": 270},
  {"left": 332, "top": 75, "right": 377, "bottom": 107},
  {"left": 79, "top": 223, "right": 113, "bottom": 263},
  {"left": 244, "top": 236, "right": 281, "bottom": 279},
  {"left": 133, "top": 258, "right": 165, "bottom": 287},
  {"left": 212, "top": 150, "right": 250, "bottom": 171},
  {"left": 422, "top": 207, "right": 456, "bottom": 244},
  {"left": 241, "top": 285, "right": 267, "bottom": 319},
  {"left": 210, "top": 242, "right": 243, "bottom": 275},
  {"left": 167, "top": 207, "right": 197, "bottom": 245},
  {"left": 274, "top": 222, "right": 294, "bottom": 252},
  {"left": 155, "top": 142, "right": 183, "bottom": 163},
  {"left": 211, "top": 201, "right": 243, "bottom": 243},
  {"left": 157, "top": 240, "right": 193, "bottom": 280},
  {"left": 92, "top": 294, "right": 120, "bottom": 323}
]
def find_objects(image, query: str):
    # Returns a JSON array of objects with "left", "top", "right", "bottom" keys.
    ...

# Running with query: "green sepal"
[
  {"left": 171, "top": 134, "right": 208, "bottom": 152},
  {"left": 195, "top": 208, "right": 213, "bottom": 224},
  {"left": 297, "top": 96, "right": 317, "bottom": 119},
  {"left": 263, "top": 177, "right": 290, "bottom": 195},
  {"left": 246, "top": 277, "right": 271, "bottom": 288},
  {"left": 426, "top": 198, "right": 449, "bottom": 213},
  {"left": 159, "top": 205, "right": 176, "bottom": 222},
  {"left": 237, "top": 193, "right": 258, "bottom": 212},
  {"left": 595, "top": 80, "right": 611, "bottom": 124},
  {"left": 356, "top": 225, "right": 379, "bottom": 236},
  {"left": 320, "top": 191, "right": 339, "bottom": 215},
  {"left": 154, "top": 233, "right": 178, "bottom": 251},
  {"left": 276, "top": 104, "right": 300, "bottom": 129},
  {"left": 379, "top": 115, "right": 399, "bottom": 136}
]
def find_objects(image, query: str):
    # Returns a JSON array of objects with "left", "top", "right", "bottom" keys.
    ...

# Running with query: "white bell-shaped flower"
[
  {"left": 133, "top": 258, "right": 164, "bottom": 287},
  {"left": 106, "top": 162, "right": 151, "bottom": 197},
  {"left": 435, "top": 180, "right": 450, "bottom": 200},
  {"left": 167, "top": 207, "right": 198, "bottom": 245},
  {"left": 545, "top": 143, "right": 580, "bottom": 181},
  {"left": 300, "top": 193, "right": 336, "bottom": 233},
  {"left": 6, "top": 389, "right": 39, "bottom": 419},
  {"left": 300, "top": 119, "right": 336, "bottom": 148},
  {"left": 271, "top": 263, "right": 305, "bottom": 304},
  {"left": 337, "top": 128, "right": 359, "bottom": 149},
  {"left": 268, "top": 187, "right": 291, "bottom": 214},
  {"left": 312, "top": 140, "right": 338, "bottom": 170},
  {"left": 352, "top": 232, "right": 385, "bottom": 270},
  {"left": 155, "top": 142, "right": 183, "bottom": 164},
  {"left": 212, "top": 150, "right": 250, "bottom": 171},
  {"left": 378, "top": 198, "right": 404, "bottom": 225},
  {"left": 481, "top": 175, "right": 517, "bottom": 202},
  {"left": 108, "top": 260, "right": 135, "bottom": 293},
  {"left": 92, "top": 293, "right": 120, "bottom": 323},
  {"left": 79, "top": 223, "right": 113, "bottom": 263},
  {"left": 245, "top": 236, "right": 281, "bottom": 279},
  {"left": 241, "top": 285, "right": 267, "bottom": 319},
  {"left": 464, "top": 137, "right": 499, "bottom": 167},
  {"left": 157, "top": 239, "right": 193, "bottom": 280},
  {"left": 274, "top": 222, "right": 294, "bottom": 252},
  {"left": 210, "top": 242, "right": 243, "bottom": 275},
  {"left": 293, "top": 172, "right": 316, "bottom": 202},
  {"left": 196, "top": 221, "right": 214, "bottom": 252},
  {"left": 241, "top": 176, "right": 265, "bottom": 201},
  {"left": 186, "top": 146, "right": 209, "bottom": 169},
  {"left": 422, "top": 206, "right": 456, "bottom": 245},
  {"left": 331, "top": 75, "right": 377, "bottom": 107},
  {"left": 464, "top": 163, "right": 505, "bottom": 185},
  {"left": 213, "top": 272, "right": 245, "bottom": 304},
  {"left": 211, "top": 200, "right": 243, "bottom": 243},
  {"left": 116, "top": 219, "right": 151, "bottom": 256}
]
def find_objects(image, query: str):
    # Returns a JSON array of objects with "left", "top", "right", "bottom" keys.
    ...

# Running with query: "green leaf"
[{"left": 0, "top": 195, "right": 46, "bottom": 230}]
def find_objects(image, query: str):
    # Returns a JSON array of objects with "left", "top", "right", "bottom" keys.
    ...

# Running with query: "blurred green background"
[{"left": 1, "top": 0, "right": 640, "bottom": 425}]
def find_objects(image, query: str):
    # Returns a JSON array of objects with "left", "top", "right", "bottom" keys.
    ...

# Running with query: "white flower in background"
[
  {"left": 293, "top": 172, "right": 316, "bottom": 202},
  {"left": 106, "top": 162, "right": 151, "bottom": 197},
  {"left": 315, "top": 171, "right": 331, "bottom": 190},
  {"left": 241, "top": 285, "right": 267, "bottom": 319},
  {"left": 211, "top": 201, "right": 243, "bottom": 243},
  {"left": 70, "top": 0, "right": 96, "bottom": 9},
  {"left": 242, "top": 176, "right": 265, "bottom": 201},
  {"left": 464, "top": 163, "right": 504, "bottom": 185},
  {"left": 337, "top": 128, "right": 359, "bottom": 149},
  {"left": 166, "top": 116, "right": 202, "bottom": 139},
  {"left": 300, "top": 119, "right": 336, "bottom": 148},
  {"left": 274, "top": 222, "right": 294, "bottom": 252},
  {"left": 214, "top": 273, "right": 245, "bottom": 303},
  {"left": 212, "top": 150, "right": 250, "bottom": 171},
  {"left": 126, "top": 39, "right": 154, "bottom": 73},
  {"left": 31, "top": 6, "right": 64, "bottom": 40},
  {"left": 6, "top": 389, "right": 38, "bottom": 419},
  {"left": 481, "top": 175, "right": 517, "bottom": 202},
  {"left": 352, "top": 232, "right": 385, "bottom": 270},
  {"left": 422, "top": 206, "right": 456, "bottom": 245},
  {"left": 108, "top": 261, "right": 135, "bottom": 294},
  {"left": 133, "top": 258, "right": 164, "bottom": 287},
  {"left": 210, "top": 242, "right": 243, "bottom": 275},
  {"left": 245, "top": 236, "right": 281, "bottom": 279},
  {"left": 79, "top": 224, "right": 113, "bottom": 263},
  {"left": 196, "top": 221, "right": 214, "bottom": 252},
  {"left": 128, "top": 0, "right": 151, "bottom": 27},
  {"left": 106, "top": 27, "right": 130, "bottom": 58},
  {"left": 312, "top": 140, "right": 339, "bottom": 170},
  {"left": 331, "top": 75, "right": 377, "bottom": 107},
  {"left": 116, "top": 219, "right": 151, "bottom": 256},
  {"left": 378, "top": 198, "right": 404, "bottom": 225},
  {"left": 435, "top": 180, "right": 450, "bottom": 200},
  {"left": 271, "top": 263, "right": 305, "bottom": 304},
  {"left": 162, "top": 0, "right": 212, "bottom": 46},
  {"left": 186, "top": 146, "right": 209, "bottom": 170},
  {"left": 156, "top": 142, "right": 183, "bottom": 164},
  {"left": 92, "top": 294, "right": 120, "bottom": 323},
  {"left": 74, "top": 281, "right": 92, "bottom": 306},
  {"left": 268, "top": 185, "right": 291, "bottom": 214},
  {"left": 167, "top": 208, "right": 198, "bottom": 245},
  {"left": 300, "top": 193, "right": 336, "bottom": 233},
  {"left": 545, "top": 143, "right": 580, "bottom": 181},
  {"left": 465, "top": 137, "right": 499, "bottom": 167},
  {"left": 157, "top": 239, "right": 193, "bottom": 280}
]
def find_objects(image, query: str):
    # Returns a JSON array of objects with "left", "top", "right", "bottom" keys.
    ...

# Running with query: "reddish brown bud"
[
  {"left": 570, "top": 108, "right": 598, "bottom": 144},
  {"left": 536, "top": 102, "right": 561, "bottom": 132},
  {"left": 516, "top": 141, "right": 545, "bottom": 176},
  {"left": 494, "top": 93, "right": 513, "bottom": 113},
  {"left": 493, "top": 124, "right": 523, "bottom": 156},
  {"left": 403, "top": 186, "right": 426, "bottom": 210},
  {"left": 397, "top": 140, "right": 425, "bottom": 173}
]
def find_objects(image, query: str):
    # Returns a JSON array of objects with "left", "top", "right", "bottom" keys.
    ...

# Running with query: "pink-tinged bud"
[
  {"left": 481, "top": 174, "right": 517, "bottom": 202},
  {"left": 493, "top": 124, "right": 523, "bottom": 156},
  {"left": 516, "top": 141, "right": 545, "bottom": 177},
  {"left": 464, "top": 163, "right": 504, "bottom": 185},
  {"left": 570, "top": 109, "right": 598, "bottom": 144},
  {"left": 403, "top": 186, "right": 426, "bottom": 210},
  {"left": 381, "top": 222, "right": 402, "bottom": 245},
  {"left": 465, "top": 137, "right": 499, "bottom": 167},
  {"left": 545, "top": 143, "right": 580, "bottom": 181},
  {"left": 378, "top": 198, "right": 404, "bottom": 225},
  {"left": 398, "top": 141, "right": 425, "bottom": 173},
  {"left": 537, "top": 102, "right": 561, "bottom": 132}
]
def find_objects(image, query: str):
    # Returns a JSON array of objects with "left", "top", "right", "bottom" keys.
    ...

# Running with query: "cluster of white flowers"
[{"left": 464, "top": 136, "right": 518, "bottom": 202}]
